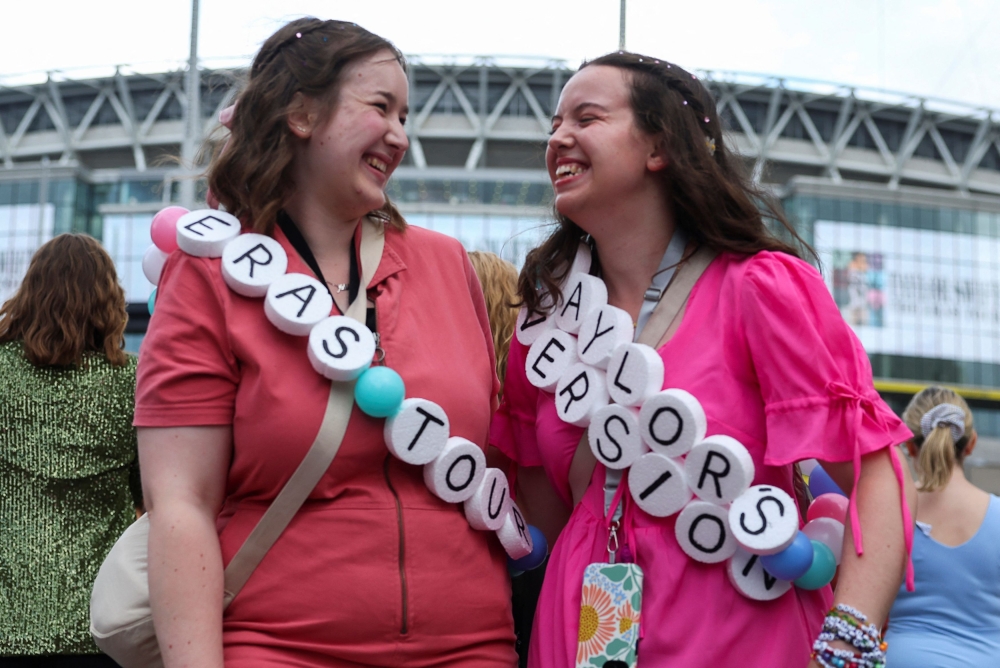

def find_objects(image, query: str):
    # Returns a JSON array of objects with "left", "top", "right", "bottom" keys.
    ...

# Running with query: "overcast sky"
[{"left": 3, "top": 0, "right": 1000, "bottom": 110}]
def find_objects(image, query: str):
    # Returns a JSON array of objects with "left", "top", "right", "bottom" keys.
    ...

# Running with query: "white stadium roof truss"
[{"left": 3, "top": 59, "right": 1000, "bottom": 197}]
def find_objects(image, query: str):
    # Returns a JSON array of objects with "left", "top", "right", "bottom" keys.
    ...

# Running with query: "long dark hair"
[
  {"left": 518, "top": 52, "right": 813, "bottom": 314},
  {"left": 0, "top": 234, "right": 127, "bottom": 367},
  {"left": 208, "top": 18, "right": 407, "bottom": 234}
]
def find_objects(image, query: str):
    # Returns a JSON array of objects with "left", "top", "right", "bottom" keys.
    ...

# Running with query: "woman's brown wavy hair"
[
  {"left": 467, "top": 251, "right": 519, "bottom": 398},
  {"left": 0, "top": 233, "right": 127, "bottom": 367},
  {"left": 208, "top": 18, "right": 408, "bottom": 234},
  {"left": 518, "top": 52, "right": 813, "bottom": 314}
]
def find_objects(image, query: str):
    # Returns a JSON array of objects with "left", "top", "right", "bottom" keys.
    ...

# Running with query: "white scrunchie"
[{"left": 920, "top": 403, "right": 966, "bottom": 442}]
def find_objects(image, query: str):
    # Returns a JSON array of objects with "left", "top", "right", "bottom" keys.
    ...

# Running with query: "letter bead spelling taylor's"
[{"left": 522, "top": 243, "right": 848, "bottom": 601}]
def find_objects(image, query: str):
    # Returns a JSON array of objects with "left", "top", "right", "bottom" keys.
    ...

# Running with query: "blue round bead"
[
  {"left": 808, "top": 464, "right": 847, "bottom": 498},
  {"left": 760, "top": 530, "right": 815, "bottom": 580},
  {"left": 510, "top": 525, "right": 548, "bottom": 572},
  {"left": 354, "top": 366, "right": 405, "bottom": 418},
  {"left": 794, "top": 540, "right": 837, "bottom": 590},
  {"left": 147, "top": 288, "right": 157, "bottom": 316}
]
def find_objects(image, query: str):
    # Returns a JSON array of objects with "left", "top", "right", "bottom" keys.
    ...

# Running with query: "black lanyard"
[
  {"left": 276, "top": 210, "right": 360, "bottom": 309},
  {"left": 276, "top": 211, "right": 376, "bottom": 331}
]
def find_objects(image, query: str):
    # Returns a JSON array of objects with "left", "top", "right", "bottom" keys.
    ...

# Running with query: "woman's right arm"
[{"left": 140, "top": 426, "right": 232, "bottom": 668}]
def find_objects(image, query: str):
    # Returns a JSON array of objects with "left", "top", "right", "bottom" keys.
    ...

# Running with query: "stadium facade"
[{"left": 2, "top": 56, "right": 1000, "bottom": 482}]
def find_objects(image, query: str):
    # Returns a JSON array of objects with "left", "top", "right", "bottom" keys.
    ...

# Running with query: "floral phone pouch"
[
  {"left": 577, "top": 561, "right": 643, "bottom": 668},
  {"left": 576, "top": 519, "right": 643, "bottom": 668}
]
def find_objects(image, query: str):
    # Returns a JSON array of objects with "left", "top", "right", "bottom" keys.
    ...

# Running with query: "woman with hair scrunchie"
[
  {"left": 885, "top": 387, "right": 1000, "bottom": 666},
  {"left": 135, "top": 18, "right": 515, "bottom": 668},
  {"left": 491, "top": 52, "right": 916, "bottom": 667},
  {"left": 0, "top": 234, "right": 139, "bottom": 666}
]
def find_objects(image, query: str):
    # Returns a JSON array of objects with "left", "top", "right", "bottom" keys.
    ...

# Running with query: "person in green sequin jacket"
[{"left": 0, "top": 233, "right": 139, "bottom": 667}]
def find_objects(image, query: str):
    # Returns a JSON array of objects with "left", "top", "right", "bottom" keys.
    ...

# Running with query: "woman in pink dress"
[{"left": 492, "top": 52, "right": 915, "bottom": 667}]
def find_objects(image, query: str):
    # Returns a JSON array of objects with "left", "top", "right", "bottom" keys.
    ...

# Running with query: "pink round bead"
[
  {"left": 806, "top": 493, "right": 849, "bottom": 524},
  {"left": 150, "top": 206, "right": 189, "bottom": 253}
]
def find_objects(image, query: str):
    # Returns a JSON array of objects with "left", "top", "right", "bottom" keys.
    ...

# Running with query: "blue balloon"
[
  {"left": 147, "top": 288, "right": 157, "bottom": 316},
  {"left": 808, "top": 464, "right": 846, "bottom": 498},
  {"left": 510, "top": 525, "right": 548, "bottom": 572},
  {"left": 354, "top": 366, "right": 405, "bottom": 418},
  {"left": 760, "top": 531, "right": 815, "bottom": 581},
  {"left": 794, "top": 540, "right": 837, "bottom": 590}
]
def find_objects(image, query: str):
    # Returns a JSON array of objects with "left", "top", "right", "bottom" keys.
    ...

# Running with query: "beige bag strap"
[
  {"left": 566, "top": 246, "right": 717, "bottom": 507},
  {"left": 222, "top": 218, "right": 385, "bottom": 605}
]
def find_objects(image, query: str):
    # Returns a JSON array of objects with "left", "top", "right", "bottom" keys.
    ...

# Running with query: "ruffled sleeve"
[
  {"left": 490, "top": 335, "right": 543, "bottom": 467},
  {"left": 741, "top": 251, "right": 914, "bottom": 587}
]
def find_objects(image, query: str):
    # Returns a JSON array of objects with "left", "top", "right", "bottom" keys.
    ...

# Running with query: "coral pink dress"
[
  {"left": 136, "top": 224, "right": 517, "bottom": 667},
  {"left": 492, "top": 251, "right": 912, "bottom": 668}
]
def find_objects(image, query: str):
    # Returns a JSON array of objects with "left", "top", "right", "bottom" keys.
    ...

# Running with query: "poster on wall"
[
  {"left": 815, "top": 220, "right": 1000, "bottom": 364},
  {"left": 0, "top": 204, "right": 55, "bottom": 304}
]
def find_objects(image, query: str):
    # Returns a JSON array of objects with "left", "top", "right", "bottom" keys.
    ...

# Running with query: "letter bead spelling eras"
[{"left": 154, "top": 213, "right": 547, "bottom": 566}]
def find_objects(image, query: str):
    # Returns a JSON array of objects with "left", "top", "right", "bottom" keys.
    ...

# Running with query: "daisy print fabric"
[{"left": 577, "top": 563, "right": 643, "bottom": 668}]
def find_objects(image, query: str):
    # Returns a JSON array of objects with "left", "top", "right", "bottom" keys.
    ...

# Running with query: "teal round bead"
[
  {"left": 147, "top": 288, "right": 157, "bottom": 316},
  {"left": 793, "top": 540, "right": 837, "bottom": 590},
  {"left": 354, "top": 366, "right": 405, "bottom": 418}
]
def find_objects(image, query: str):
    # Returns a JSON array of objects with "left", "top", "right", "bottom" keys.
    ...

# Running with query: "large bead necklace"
[
  {"left": 515, "top": 255, "right": 847, "bottom": 600},
  {"left": 142, "top": 207, "right": 546, "bottom": 569}
]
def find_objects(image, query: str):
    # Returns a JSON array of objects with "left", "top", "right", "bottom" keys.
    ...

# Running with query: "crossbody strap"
[
  {"left": 566, "top": 245, "right": 717, "bottom": 508},
  {"left": 222, "top": 217, "right": 385, "bottom": 605}
]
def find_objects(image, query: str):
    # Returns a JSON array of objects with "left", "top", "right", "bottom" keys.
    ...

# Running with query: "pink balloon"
[
  {"left": 150, "top": 206, "right": 189, "bottom": 253},
  {"left": 807, "top": 493, "right": 849, "bottom": 525}
]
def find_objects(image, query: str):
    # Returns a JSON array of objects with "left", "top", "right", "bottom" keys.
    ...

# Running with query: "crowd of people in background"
[{"left": 1, "top": 16, "right": 998, "bottom": 668}]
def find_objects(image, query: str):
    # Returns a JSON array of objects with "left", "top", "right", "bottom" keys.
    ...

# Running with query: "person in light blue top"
[{"left": 886, "top": 386, "right": 1000, "bottom": 667}]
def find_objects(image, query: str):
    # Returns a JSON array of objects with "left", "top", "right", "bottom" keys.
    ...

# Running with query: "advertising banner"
[{"left": 815, "top": 220, "right": 1000, "bottom": 364}]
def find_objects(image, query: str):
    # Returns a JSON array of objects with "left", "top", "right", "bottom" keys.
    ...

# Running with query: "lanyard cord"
[
  {"left": 276, "top": 210, "right": 361, "bottom": 310},
  {"left": 604, "top": 228, "right": 688, "bottom": 525}
]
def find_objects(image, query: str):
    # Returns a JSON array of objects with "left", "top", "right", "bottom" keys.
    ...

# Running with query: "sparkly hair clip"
[{"left": 706, "top": 137, "right": 716, "bottom": 155}]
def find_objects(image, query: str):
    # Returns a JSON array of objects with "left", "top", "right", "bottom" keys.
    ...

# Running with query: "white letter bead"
[
  {"left": 515, "top": 305, "right": 555, "bottom": 346},
  {"left": 588, "top": 404, "right": 646, "bottom": 470},
  {"left": 554, "top": 273, "right": 607, "bottom": 334},
  {"left": 496, "top": 501, "right": 533, "bottom": 560},
  {"left": 554, "top": 363, "right": 608, "bottom": 427},
  {"left": 142, "top": 245, "right": 169, "bottom": 285},
  {"left": 578, "top": 305, "right": 634, "bottom": 369},
  {"left": 675, "top": 500, "right": 738, "bottom": 564},
  {"left": 684, "top": 435, "right": 755, "bottom": 505},
  {"left": 384, "top": 398, "right": 450, "bottom": 465},
  {"left": 628, "top": 452, "right": 690, "bottom": 517},
  {"left": 175, "top": 209, "right": 241, "bottom": 257},
  {"left": 606, "top": 343, "right": 665, "bottom": 407},
  {"left": 525, "top": 330, "right": 578, "bottom": 392},
  {"left": 638, "top": 388, "right": 707, "bottom": 457},
  {"left": 307, "top": 316, "right": 376, "bottom": 381},
  {"left": 264, "top": 273, "right": 334, "bottom": 336},
  {"left": 221, "top": 233, "right": 289, "bottom": 297},
  {"left": 464, "top": 468, "right": 510, "bottom": 531},
  {"left": 423, "top": 437, "right": 486, "bottom": 503},
  {"left": 727, "top": 547, "right": 793, "bottom": 601},
  {"left": 728, "top": 485, "right": 799, "bottom": 555},
  {"left": 803, "top": 517, "right": 845, "bottom": 565}
]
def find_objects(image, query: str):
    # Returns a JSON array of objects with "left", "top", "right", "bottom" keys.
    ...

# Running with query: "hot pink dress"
[{"left": 491, "top": 250, "right": 913, "bottom": 667}]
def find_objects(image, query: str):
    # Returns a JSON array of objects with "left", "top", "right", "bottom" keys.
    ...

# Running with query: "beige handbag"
[{"left": 90, "top": 222, "right": 383, "bottom": 668}]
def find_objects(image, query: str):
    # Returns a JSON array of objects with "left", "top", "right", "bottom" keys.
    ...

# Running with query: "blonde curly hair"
[{"left": 468, "top": 251, "right": 518, "bottom": 397}]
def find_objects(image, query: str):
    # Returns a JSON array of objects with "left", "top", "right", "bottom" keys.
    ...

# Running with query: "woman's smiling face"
[
  {"left": 296, "top": 49, "right": 409, "bottom": 220},
  {"left": 546, "top": 65, "right": 663, "bottom": 226}
]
